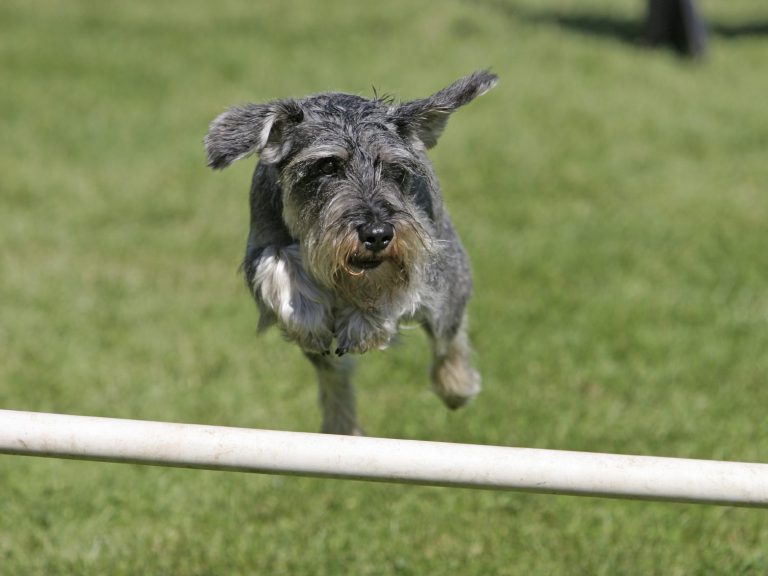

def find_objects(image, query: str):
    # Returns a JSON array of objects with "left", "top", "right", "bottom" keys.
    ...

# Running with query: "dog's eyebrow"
[
  {"left": 287, "top": 145, "right": 349, "bottom": 169},
  {"left": 377, "top": 148, "right": 414, "bottom": 166}
]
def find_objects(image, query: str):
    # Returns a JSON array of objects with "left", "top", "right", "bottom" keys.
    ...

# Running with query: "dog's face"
[
  {"left": 276, "top": 94, "right": 437, "bottom": 305},
  {"left": 205, "top": 71, "right": 497, "bottom": 306}
]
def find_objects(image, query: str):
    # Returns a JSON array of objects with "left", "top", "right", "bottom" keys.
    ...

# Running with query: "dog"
[{"left": 205, "top": 70, "right": 497, "bottom": 435}]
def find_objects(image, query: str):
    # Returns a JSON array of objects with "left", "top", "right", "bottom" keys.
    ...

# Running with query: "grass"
[{"left": 2, "top": 0, "right": 768, "bottom": 573}]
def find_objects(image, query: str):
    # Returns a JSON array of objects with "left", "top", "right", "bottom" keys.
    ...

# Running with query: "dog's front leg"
[
  {"left": 250, "top": 245, "right": 334, "bottom": 354},
  {"left": 428, "top": 313, "right": 481, "bottom": 410}
]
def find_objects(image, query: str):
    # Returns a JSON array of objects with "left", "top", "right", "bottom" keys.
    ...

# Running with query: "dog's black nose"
[{"left": 358, "top": 222, "right": 394, "bottom": 253}]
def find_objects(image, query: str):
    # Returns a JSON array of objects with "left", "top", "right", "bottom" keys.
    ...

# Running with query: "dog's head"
[{"left": 205, "top": 70, "right": 497, "bottom": 305}]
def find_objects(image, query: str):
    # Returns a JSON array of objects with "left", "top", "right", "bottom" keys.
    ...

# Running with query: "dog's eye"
[
  {"left": 313, "top": 157, "right": 340, "bottom": 178},
  {"left": 384, "top": 164, "right": 409, "bottom": 186}
]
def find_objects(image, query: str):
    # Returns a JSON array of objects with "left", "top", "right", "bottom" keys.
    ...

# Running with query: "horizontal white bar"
[{"left": 0, "top": 409, "right": 766, "bottom": 507}]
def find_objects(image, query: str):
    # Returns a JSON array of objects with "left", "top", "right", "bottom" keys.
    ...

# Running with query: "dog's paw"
[
  {"left": 432, "top": 360, "right": 481, "bottom": 410},
  {"left": 283, "top": 316, "right": 334, "bottom": 355},
  {"left": 275, "top": 287, "right": 335, "bottom": 354},
  {"left": 334, "top": 309, "right": 396, "bottom": 356}
]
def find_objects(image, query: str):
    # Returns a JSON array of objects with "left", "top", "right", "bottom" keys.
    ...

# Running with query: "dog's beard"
[{"left": 303, "top": 217, "right": 433, "bottom": 310}]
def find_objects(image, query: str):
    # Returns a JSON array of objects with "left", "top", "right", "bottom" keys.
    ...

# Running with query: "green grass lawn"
[{"left": 2, "top": 0, "right": 768, "bottom": 573}]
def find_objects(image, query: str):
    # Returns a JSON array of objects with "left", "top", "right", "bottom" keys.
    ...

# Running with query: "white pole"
[{"left": 0, "top": 409, "right": 766, "bottom": 507}]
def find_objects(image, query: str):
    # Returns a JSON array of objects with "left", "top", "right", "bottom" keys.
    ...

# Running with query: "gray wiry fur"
[{"left": 205, "top": 70, "right": 497, "bottom": 435}]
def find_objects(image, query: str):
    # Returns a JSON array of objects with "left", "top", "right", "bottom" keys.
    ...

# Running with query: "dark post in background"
[{"left": 646, "top": 0, "right": 708, "bottom": 58}]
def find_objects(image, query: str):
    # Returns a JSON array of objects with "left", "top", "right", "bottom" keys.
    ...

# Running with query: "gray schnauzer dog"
[{"left": 205, "top": 70, "right": 497, "bottom": 435}]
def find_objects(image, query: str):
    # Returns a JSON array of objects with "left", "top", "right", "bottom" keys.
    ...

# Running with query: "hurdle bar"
[{"left": 1, "top": 409, "right": 767, "bottom": 507}]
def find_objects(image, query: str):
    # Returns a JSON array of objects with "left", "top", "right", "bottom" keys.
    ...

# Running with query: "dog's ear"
[
  {"left": 392, "top": 70, "right": 498, "bottom": 149},
  {"left": 205, "top": 100, "right": 304, "bottom": 169}
]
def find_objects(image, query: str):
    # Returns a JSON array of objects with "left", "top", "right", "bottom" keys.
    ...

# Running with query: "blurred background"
[{"left": 1, "top": 0, "right": 767, "bottom": 573}]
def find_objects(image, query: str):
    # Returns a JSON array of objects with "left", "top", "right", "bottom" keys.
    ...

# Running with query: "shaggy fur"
[{"left": 205, "top": 70, "right": 497, "bottom": 434}]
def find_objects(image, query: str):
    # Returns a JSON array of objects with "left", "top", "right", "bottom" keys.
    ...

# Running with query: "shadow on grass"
[
  {"left": 712, "top": 21, "right": 768, "bottom": 38},
  {"left": 476, "top": 0, "right": 768, "bottom": 47},
  {"left": 523, "top": 10, "right": 643, "bottom": 46}
]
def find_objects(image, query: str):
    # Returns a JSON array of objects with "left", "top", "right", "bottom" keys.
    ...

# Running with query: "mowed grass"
[{"left": 2, "top": 0, "right": 768, "bottom": 573}]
